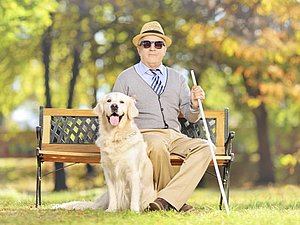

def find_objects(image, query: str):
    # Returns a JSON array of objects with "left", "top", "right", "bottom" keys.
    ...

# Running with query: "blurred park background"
[{"left": 0, "top": 0, "right": 299, "bottom": 193}]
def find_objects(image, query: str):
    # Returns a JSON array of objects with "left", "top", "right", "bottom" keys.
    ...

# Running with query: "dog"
[{"left": 53, "top": 92, "right": 156, "bottom": 212}]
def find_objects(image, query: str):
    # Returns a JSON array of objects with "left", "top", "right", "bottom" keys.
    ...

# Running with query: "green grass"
[
  {"left": 1, "top": 186, "right": 299, "bottom": 225},
  {"left": 1, "top": 158, "right": 300, "bottom": 225}
]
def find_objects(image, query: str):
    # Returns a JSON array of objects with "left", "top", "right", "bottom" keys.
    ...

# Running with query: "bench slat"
[
  {"left": 41, "top": 156, "right": 100, "bottom": 164},
  {"left": 40, "top": 150, "right": 232, "bottom": 166},
  {"left": 43, "top": 108, "right": 97, "bottom": 117},
  {"left": 41, "top": 144, "right": 99, "bottom": 153},
  {"left": 41, "top": 144, "right": 224, "bottom": 155}
]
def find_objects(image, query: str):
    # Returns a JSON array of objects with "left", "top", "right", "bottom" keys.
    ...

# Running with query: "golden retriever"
[{"left": 54, "top": 92, "right": 156, "bottom": 212}]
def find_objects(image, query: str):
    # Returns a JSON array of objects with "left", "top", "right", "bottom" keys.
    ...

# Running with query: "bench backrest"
[
  {"left": 37, "top": 106, "right": 229, "bottom": 163},
  {"left": 178, "top": 109, "right": 228, "bottom": 154}
]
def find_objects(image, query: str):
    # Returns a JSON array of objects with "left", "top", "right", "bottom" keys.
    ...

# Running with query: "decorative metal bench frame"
[{"left": 35, "top": 106, "right": 235, "bottom": 209}]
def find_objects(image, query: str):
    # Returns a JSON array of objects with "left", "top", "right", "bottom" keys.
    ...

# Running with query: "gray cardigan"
[{"left": 112, "top": 66, "right": 200, "bottom": 132}]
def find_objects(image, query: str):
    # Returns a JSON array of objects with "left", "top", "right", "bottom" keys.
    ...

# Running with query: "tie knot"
[{"left": 150, "top": 69, "right": 161, "bottom": 76}]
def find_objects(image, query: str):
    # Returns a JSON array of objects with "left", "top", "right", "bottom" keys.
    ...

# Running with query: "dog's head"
[{"left": 93, "top": 92, "right": 139, "bottom": 128}]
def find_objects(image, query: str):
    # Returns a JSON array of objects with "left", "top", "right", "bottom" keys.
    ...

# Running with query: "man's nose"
[{"left": 149, "top": 44, "right": 156, "bottom": 50}]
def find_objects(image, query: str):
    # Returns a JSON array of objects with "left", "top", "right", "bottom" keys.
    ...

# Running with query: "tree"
[{"left": 180, "top": 0, "right": 300, "bottom": 184}]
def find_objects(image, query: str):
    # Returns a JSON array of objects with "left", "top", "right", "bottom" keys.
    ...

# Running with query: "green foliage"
[
  {"left": 278, "top": 150, "right": 300, "bottom": 178},
  {"left": 0, "top": 0, "right": 57, "bottom": 50},
  {"left": 0, "top": 0, "right": 299, "bottom": 184},
  {"left": 0, "top": 0, "right": 58, "bottom": 115}
]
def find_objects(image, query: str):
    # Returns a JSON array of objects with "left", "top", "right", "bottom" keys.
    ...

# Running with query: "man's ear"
[{"left": 127, "top": 98, "right": 139, "bottom": 119}]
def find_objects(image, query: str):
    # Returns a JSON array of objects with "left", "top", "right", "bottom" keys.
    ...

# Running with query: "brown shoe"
[
  {"left": 149, "top": 198, "right": 171, "bottom": 211},
  {"left": 179, "top": 204, "right": 194, "bottom": 212}
]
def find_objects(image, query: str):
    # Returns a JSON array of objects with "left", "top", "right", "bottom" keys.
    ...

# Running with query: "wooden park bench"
[{"left": 35, "top": 106, "right": 235, "bottom": 209}]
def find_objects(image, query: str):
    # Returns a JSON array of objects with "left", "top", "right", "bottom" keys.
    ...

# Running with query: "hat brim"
[{"left": 132, "top": 33, "right": 172, "bottom": 47}]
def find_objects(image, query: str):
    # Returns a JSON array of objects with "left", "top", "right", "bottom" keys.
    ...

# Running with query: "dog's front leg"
[
  {"left": 104, "top": 171, "right": 117, "bottom": 212},
  {"left": 130, "top": 171, "right": 141, "bottom": 213}
]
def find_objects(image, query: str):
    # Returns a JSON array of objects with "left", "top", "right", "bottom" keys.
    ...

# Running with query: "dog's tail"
[{"left": 52, "top": 192, "right": 109, "bottom": 210}]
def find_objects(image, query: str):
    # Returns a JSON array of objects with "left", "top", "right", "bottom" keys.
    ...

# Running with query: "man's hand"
[{"left": 190, "top": 85, "right": 205, "bottom": 109}]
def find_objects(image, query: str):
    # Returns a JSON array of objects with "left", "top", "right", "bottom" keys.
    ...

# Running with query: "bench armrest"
[
  {"left": 224, "top": 131, "right": 235, "bottom": 159},
  {"left": 36, "top": 126, "right": 42, "bottom": 153}
]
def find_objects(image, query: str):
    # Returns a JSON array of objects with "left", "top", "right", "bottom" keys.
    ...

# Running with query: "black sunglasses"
[{"left": 139, "top": 40, "right": 165, "bottom": 49}]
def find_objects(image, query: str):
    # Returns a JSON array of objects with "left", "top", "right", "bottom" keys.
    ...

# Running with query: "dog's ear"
[
  {"left": 93, "top": 103, "right": 102, "bottom": 116},
  {"left": 93, "top": 97, "right": 105, "bottom": 116},
  {"left": 127, "top": 97, "right": 139, "bottom": 119}
]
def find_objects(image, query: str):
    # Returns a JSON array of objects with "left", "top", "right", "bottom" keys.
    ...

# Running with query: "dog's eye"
[
  {"left": 120, "top": 100, "right": 124, "bottom": 104},
  {"left": 107, "top": 99, "right": 112, "bottom": 103}
]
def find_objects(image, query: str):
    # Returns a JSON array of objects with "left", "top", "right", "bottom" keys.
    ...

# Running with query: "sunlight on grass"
[
  {"left": 0, "top": 186, "right": 299, "bottom": 225},
  {"left": 1, "top": 158, "right": 299, "bottom": 225}
]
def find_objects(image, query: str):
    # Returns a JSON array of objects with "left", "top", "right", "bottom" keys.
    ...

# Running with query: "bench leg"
[
  {"left": 36, "top": 157, "right": 42, "bottom": 208},
  {"left": 219, "top": 162, "right": 232, "bottom": 210}
]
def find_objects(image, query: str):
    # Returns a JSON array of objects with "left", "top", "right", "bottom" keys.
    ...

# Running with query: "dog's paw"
[
  {"left": 105, "top": 207, "right": 117, "bottom": 213},
  {"left": 131, "top": 208, "right": 140, "bottom": 213},
  {"left": 130, "top": 204, "right": 140, "bottom": 213}
]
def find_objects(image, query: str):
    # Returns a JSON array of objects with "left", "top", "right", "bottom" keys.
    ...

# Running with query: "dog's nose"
[{"left": 111, "top": 103, "right": 118, "bottom": 112}]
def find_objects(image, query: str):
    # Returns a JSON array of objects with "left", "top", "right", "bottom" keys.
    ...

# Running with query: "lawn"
[{"left": 0, "top": 158, "right": 299, "bottom": 225}]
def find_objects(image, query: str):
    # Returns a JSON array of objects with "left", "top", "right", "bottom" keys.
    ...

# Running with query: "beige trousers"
[{"left": 141, "top": 129, "right": 212, "bottom": 211}]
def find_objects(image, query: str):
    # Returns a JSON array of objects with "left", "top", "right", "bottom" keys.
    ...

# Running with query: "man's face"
[{"left": 137, "top": 35, "right": 167, "bottom": 69}]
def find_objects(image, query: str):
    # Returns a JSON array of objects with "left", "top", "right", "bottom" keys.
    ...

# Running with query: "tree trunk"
[
  {"left": 41, "top": 17, "right": 68, "bottom": 191},
  {"left": 67, "top": 46, "right": 81, "bottom": 108},
  {"left": 42, "top": 25, "right": 52, "bottom": 108},
  {"left": 253, "top": 103, "right": 275, "bottom": 184},
  {"left": 54, "top": 162, "right": 68, "bottom": 190},
  {"left": 242, "top": 72, "right": 275, "bottom": 185}
]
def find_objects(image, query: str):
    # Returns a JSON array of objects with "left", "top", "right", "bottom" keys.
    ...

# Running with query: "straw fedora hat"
[{"left": 132, "top": 21, "right": 172, "bottom": 47}]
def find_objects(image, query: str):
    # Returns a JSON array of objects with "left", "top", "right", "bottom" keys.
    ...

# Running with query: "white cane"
[{"left": 191, "top": 70, "right": 230, "bottom": 214}]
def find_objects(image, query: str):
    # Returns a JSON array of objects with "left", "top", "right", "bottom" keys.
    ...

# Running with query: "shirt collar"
[{"left": 137, "top": 61, "right": 166, "bottom": 76}]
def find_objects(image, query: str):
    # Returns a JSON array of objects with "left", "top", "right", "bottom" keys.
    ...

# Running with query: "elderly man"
[{"left": 112, "top": 21, "right": 211, "bottom": 212}]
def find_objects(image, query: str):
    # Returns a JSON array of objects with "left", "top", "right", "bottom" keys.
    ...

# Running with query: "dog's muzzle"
[
  {"left": 107, "top": 113, "right": 124, "bottom": 126},
  {"left": 106, "top": 104, "right": 124, "bottom": 126},
  {"left": 107, "top": 104, "right": 124, "bottom": 126}
]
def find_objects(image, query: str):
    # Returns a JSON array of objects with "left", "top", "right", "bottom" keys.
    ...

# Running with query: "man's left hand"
[{"left": 191, "top": 85, "right": 205, "bottom": 109}]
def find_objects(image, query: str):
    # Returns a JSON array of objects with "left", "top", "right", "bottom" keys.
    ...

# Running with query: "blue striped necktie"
[{"left": 150, "top": 69, "right": 163, "bottom": 95}]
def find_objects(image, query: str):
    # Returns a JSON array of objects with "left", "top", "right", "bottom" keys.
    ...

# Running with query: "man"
[{"left": 112, "top": 21, "right": 211, "bottom": 212}]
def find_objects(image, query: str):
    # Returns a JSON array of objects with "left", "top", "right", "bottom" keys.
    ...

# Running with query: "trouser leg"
[
  {"left": 158, "top": 133, "right": 212, "bottom": 210},
  {"left": 142, "top": 131, "right": 175, "bottom": 191}
]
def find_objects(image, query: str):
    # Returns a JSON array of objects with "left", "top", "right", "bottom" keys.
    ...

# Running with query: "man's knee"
[
  {"left": 186, "top": 139, "right": 212, "bottom": 159},
  {"left": 147, "top": 141, "right": 169, "bottom": 161},
  {"left": 143, "top": 134, "right": 167, "bottom": 154}
]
